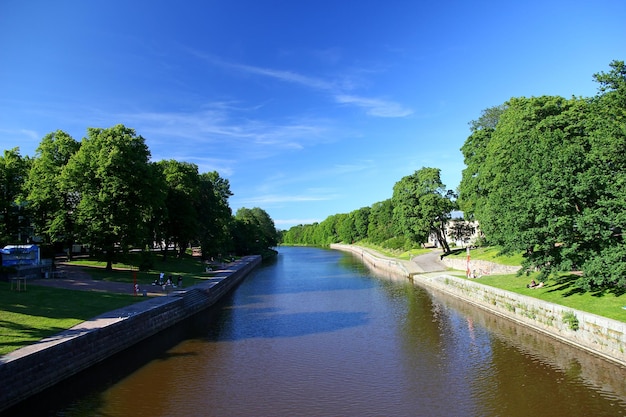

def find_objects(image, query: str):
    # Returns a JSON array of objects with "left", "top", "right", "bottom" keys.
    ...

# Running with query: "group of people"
[{"left": 152, "top": 272, "right": 183, "bottom": 289}]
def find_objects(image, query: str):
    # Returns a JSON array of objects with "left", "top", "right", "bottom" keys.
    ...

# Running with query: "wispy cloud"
[
  {"left": 334, "top": 94, "right": 413, "bottom": 118},
  {"left": 237, "top": 193, "right": 336, "bottom": 205},
  {"left": 189, "top": 49, "right": 412, "bottom": 118}
]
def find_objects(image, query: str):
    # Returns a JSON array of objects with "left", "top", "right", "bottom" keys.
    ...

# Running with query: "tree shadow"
[
  {"left": 546, "top": 273, "right": 626, "bottom": 298},
  {"left": 546, "top": 273, "right": 586, "bottom": 297}
]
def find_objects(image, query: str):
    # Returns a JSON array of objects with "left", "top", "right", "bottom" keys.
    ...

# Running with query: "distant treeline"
[
  {"left": 283, "top": 60, "right": 626, "bottom": 292},
  {"left": 0, "top": 124, "right": 279, "bottom": 270}
]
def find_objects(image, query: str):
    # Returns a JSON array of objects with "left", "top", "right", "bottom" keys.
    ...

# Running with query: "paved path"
[{"left": 409, "top": 250, "right": 448, "bottom": 273}]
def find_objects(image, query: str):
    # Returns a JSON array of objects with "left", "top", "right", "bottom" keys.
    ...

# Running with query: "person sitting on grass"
[{"left": 527, "top": 280, "right": 544, "bottom": 289}]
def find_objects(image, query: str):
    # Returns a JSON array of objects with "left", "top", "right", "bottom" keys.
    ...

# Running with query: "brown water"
[{"left": 6, "top": 246, "right": 626, "bottom": 416}]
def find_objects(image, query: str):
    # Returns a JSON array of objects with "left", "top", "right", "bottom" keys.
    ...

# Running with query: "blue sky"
[{"left": 1, "top": 1, "right": 624, "bottom": 230}]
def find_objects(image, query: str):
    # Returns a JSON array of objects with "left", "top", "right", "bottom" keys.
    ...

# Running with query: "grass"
[
  {"left": 0, "top": 282, "right": 143, "bottom": 356},
  {"left": 449, "top": 271, "right": 626, "bottom": 322},
  {"left": 0, "top": 250, "right": 227, "bottom": 356}
]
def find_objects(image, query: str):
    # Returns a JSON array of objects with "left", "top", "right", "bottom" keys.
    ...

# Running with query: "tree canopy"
[{"left": 0, "top": 124, "right": 278, "bottom": 269}]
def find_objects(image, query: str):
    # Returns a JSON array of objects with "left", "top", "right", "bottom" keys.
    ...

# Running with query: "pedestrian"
[
  {"left": 177, "top": 276, "right": 183, "bottom": 288},
  {"left": 159, "top": 271, "right": 165, "bottom": 285}
]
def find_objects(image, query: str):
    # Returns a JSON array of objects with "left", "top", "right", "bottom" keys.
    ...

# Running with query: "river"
[{"left": 5, "top": 246, "right": 626, "bottom": 416}]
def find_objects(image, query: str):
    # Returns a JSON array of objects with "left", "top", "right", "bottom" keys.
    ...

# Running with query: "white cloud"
[
  {"left": 189, "top": 49, "right": 412, "bottom": 119},
  {"left": 334, "top": 94, "right": 413, "bottom": 118}
]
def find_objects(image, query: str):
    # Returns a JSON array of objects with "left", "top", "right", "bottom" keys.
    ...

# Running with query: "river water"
[{"left": 6, "top": 246, "right": 626, "bottom": 416}]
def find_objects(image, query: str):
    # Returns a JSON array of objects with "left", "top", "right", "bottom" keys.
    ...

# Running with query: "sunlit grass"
[
  {"left": 449, "top": 272, "right": 626, "bottom": 322},
  {"left": 0, "top": 282, "right": 142, "bottom": 355}
]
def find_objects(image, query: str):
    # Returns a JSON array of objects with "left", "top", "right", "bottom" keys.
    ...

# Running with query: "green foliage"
[
  {"left": 232, "top": 207, "right": 279, "bottom": 255},
  {"left": 459, "top": 60, "right": 626, "bottom": 291},
  {"left": 63, "top": 125, "right": 155, "bottom": 269},
  {"left": 7, "top": 124, "right": 271, "bottom": 267},
  {"left": 392, "top": 167, "right": 456, "bottom": 252},
  {"left": 0, "top": 148, "right": 30, "bottom": 245},
  {"left": 24, "top": 131, "right": 80, "bottom": 250},
  {"left": 562, "top": 311, "right": 580, "bottom": 331}
]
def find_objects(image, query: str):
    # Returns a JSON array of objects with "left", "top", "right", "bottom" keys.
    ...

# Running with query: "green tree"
[
  {"left": 157, "top": 160, "right": 200, "bottom": 259},
  {"left": 63, "top": 125, "right": 154, "bottom": 270},
  {"left": 0, "top": 148, "right": 30, "bottom": 245},
  {"left": 352, "top": 206, "right": 371, "bottom": 241},
  {"left": 367, "top": 199, "right": 395, "bottom": 244},
  {"left": 577, "top": 60, "right": 626, "bottom": 289},
  {"left": 25, "top": 131, "right": 80, "bottom": 256},
  {"left": 231, "top": 207, "right": 278, "bottom": 255},
  {"left": 392, "top": 167, "right": 456, "bottom": 252},
  {"left": 196, "top": 171, "right": 233, "bottom": 260}
]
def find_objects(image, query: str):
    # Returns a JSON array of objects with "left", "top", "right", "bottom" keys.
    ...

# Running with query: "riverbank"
[
  {"left": 331, "top": 244, "right": 626, "bottom": 367},
  {"left": 0, "top": 255, "right": 262, "bottom": 413}
]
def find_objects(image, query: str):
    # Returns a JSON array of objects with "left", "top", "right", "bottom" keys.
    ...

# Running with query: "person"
[
  {"left": 527, "top": 280, "right": 537, "bottom": 288},
  {"left": 159, "top": 272, "right": 165, "bottom": 285},
  {"left": 166, "top": 275, "right": 172, "bottom": 286},
  {"left": 177, "top": 276, "right": 183, "bottom": 288}
]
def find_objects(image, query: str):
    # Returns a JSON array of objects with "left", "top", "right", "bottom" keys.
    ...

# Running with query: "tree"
[
  {"left": 231, "top": 207, "right": 278, "bottom": 255},
  {"left": 367, "top": 199, "right": 395, "bottom": 244},
  {"left": 196, "top": 171, "right": 233, "bottom": 260},
  {"left": 576, "top": 60, "right": 626, "bottom": 289},
  {"left": 466, "top": 96, "right": 591, "bottom": 276},
  {"left": 0, "top": 148, "right": 30, "bottom": 245},
  {"left": 25, "top": 131, "right": 80, "bottom": 256},
  {"left": 392, "top": 167, "right": 456, "bottom": 252},
  {"left": 63, "top": 125, "right": 154, "bottom": 270},
  {"left": 157, "top": 160, "right": 200, "bottom": 259}
]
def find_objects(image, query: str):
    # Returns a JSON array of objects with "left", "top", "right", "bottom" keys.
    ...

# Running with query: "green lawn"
[
  {"left": 445, "top": 270, "right": 626, "bottom": 322},
  {"left": 0, "top": 251, "right": 224, "bottom": 356},
  {"left": 0, "top": 282, "right": 143, "bottom": 356}
]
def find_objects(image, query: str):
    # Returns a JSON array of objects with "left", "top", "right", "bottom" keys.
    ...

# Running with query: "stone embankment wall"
[
  {"left": 332, "top": 245, "right": 626, "bottom": 367},
  {"left": 420, "top": 273, "right": 626, "bottom": 367},
  {"left": 440, "top": 257, "right": 521, "bottom": 275},
  {"left": 330, "top": 244, "right": 410, "bottom": 276},
  {"left": 0, "top": 255, "right": 261, "bottom": 413}
]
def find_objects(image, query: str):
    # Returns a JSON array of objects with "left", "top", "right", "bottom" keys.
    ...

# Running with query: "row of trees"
[
  {"left": 459, "top": 60, "right": 626, "bottom": 290},
  {"left": 283, "top": 60, "right": 625, "bottom": 291},
  {"left": 1, "top": 124, "right": 279, "bottom": 270},
  {"left": 281, "top": 167, "right": 460, "bottom": 251}
]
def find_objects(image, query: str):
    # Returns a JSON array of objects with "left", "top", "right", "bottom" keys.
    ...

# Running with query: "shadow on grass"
[
  {"left": 547, "top": 273, "right": 626, "bottom": 298},
  {"left": 547, "top": 274, "right": 586, "bottom": 297}
]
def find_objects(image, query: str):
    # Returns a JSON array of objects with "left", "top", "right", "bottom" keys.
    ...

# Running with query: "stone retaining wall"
[
  {"left": 420, "top": 273, "right": 626, "bottom": 366},
  {"left": 439, "top": 257, "right": 522, "bottom": 275},
  {"left": 0, "top": 255, "right": 262, "bottom": 413}
]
